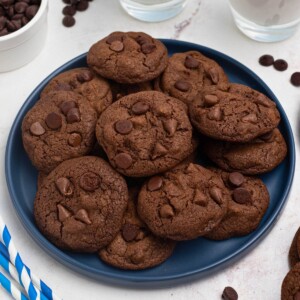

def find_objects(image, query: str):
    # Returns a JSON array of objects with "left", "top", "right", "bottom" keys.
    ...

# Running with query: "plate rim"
[{"left": 5, "top": 38, "right": 296, "bottom": 286}]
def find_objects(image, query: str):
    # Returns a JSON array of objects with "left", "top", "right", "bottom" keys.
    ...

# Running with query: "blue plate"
[{"left": 5, "top": 39, "right": 295, "bottom": 287}]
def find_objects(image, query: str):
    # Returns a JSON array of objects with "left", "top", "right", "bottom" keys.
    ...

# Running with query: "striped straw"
[
  {"left": 0, "top": 216, "right": 49, "bottom": 300},
  {"left": 0, "top": 270, "right": 29, "bottom": 300},
  {"left": 0, "top": 242, "right": 60, "bottom": 300}
]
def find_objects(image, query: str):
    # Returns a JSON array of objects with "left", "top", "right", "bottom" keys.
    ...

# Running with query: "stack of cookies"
[{"left": 21, "top": 31, "right": 287, "bottom": 271}]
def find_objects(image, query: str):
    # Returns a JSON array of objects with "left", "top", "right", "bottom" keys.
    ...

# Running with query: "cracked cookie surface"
[
  {"left": 96, "top": 91, "right": 194, "bottom": 177},
  {"left": 34, "top": 156, "right": 128, "bottom": 252},
  {"left": 99, "top": 186, "right": 176, "bottom": 270},
  {"left": 189, "top": 83, "right": 280, "bottom": 142},
  {"left": 87, "top": 31, "right": 168, "bottom": 84},
  {"left": 22, "top": 91, "right": 97, "bottom": 173},
  {"left": 137, "top": 163, "right": 229, "bottom": 241}
]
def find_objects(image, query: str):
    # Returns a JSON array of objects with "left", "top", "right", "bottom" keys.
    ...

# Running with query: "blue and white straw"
[{"left": 0, "top": 216, "right": 51, "bottom": 300}]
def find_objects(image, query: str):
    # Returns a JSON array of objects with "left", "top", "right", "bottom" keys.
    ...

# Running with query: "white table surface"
[{"left": 0, "top": 0, "right": 300, "bottom": 299}]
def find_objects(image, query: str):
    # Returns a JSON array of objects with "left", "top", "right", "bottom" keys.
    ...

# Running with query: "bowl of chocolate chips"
[{"left": 0, "top": 0, "right": 48, "bottom": 72}]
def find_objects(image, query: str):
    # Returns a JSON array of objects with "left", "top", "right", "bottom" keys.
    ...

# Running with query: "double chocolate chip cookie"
[
  {"left": 137, "top": 163, "right": 229, "bottom": 241},
  {"left": 289, "top": 227, "right": 300, "bottom": 268},
  {"left": 22, "top": 91, "right": 97, "bottom": 173},
  {"left": 96, "top": 91, "right": 194, "bottom": 177},
  {"left": 34, "top": 156, "right": 128, "bottom": 252},
  {"left": 189, "top": 83, "right": 280, "bottom": 142},
  {"left": 281, "top": 262, "right": 300, "bottom": 300},
  {"left": 87, "top": 31, "right": 168, "bottom": 84}
]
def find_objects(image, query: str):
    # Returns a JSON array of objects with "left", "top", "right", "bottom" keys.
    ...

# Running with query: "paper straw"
[
  {"left": 0, "top": 242, "right": 60, "bottom": 300},
  {"left": 0, "top": 216, "right": 48, "bottom": 300},
  {"left": 0, "top": 270, "right": 29, "bottom": 300}
]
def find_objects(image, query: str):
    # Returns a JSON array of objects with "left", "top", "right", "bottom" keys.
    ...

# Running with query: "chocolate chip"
[
  {"left": 45, "top": 112, "right": 62, "bottom": 130},
  {"left": 0, "top": 16, "right": 6, "bottom": 31},
  {"left": 109, "top": 40, "right": 124, "bottom": 52},
  {"left": 207, "top": 106, "right": 222, "bottom": 121},
  {"left": 68, "top": 132, "right": 82, "bottom": 147},
  {"left": 242, "top": 113, "right": 257, "bottom": 123},
  {"left": 79, "top": 172, "right": 100, "bottom": 191},
  {"left": 141, "top": 43, "right": 156, "bottom": 54},
  {"left": 147, "top": 176, "right": 163, "bottom": 191},
  {"left": 135, "top": 35, "right": 149, "bottom": 45},
  {"left": 209, "top": 187, "right": 223, "bottom": 204},
  {"left": 208, "top": 67, "right": 219, "bottom": 84},
  {"left": 77, "top": 70, "right": 93, "bottom": 82},
  {"left": 62, "top": 15, "right": 75, "bottom": 27},
  {"left": 222, "top": 286, "right": 238, "bottom": 300},
  {"left": 259, "top": 131, "right": 273, "bottom": 141},
  {"left": 60, "top": 101, "right": 76, "bottom": 115},
  {"left": 294, "top": 291, "right": 300, "bottom": 300},
  {"left": 106, "top": 34, "right": 123, "bottom": 44},
  {"left": 203, "top": 94, "right": 219, "bottom": 106},
  {"left": 114, "top": 153, "right": 133, "bottom": 169},
  {"left": 259, "top": 54, "right": 274, "bottom": 66},
  {"left": 160, "top": 205, "right": 174, "bottom": 218},
  {"left": 66, "top": 107, "right": 81, "bottom": 123},
  {"left": 184, "top": 55, "right": 199, "bottom": 69},
  {"left": 163, "top": 119, "right": 178, "bottom": 136},
  {"left": 76, "top": 0, "right": 88, "bottom": 11},
  {"left": 30, "top": 121, "right": 45, "bottom": 136},
  {"left": 291, "top": 72, "right": 300, "bottom": 87},
  {"left": 228, "top": 172, "right": 244, "bottom": 187},
  {"left": 121, "top": 223, "right": 139, "bottom": 242},
  {"left": 57, "top": 204, "right": 71, "bottom": 222},
  {"left": 14, "top": 2, "right": 28, "bottom": 14},
  {"left": 233, "top": 187, "right": 252, "bottom": 204},
  {"left": 25, "top": 4, "right": 39, "bottom": 19},
  {"left": 255, "top": 94, "right": 272, "bottom": 108},
  {"left": 114, "top": 120, "right": 133, "bottom": 135},
  {"left": 273, "top": 59, "right": 288, "bottom": 71},
  {"left": 193, "top": 189, "right": 208, "bottom": 206},
  {"left": 174, "top": 80, "right": 190, "bottom": 92},
  {"left": 74, "top": 209, "right": 91, "bottom": 224},
  {"left": 55, "top": 177, "right": 73, "bottom": 196},
  {"left": 152, "top": 142, "right": 168, "bottom": 159},
  {"left": 132, "top": 101, "right": 149, "bottom": 115},
  {"left": 62, "top": 5, "right": 76, "bottom": 16}
]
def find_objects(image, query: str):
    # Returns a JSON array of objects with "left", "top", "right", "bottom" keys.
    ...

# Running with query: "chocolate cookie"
[
  {"left": 202, "top": 128, "right": 287, "bottom": 175},
  {"left": 99, "top": 186, "right": 176, "bottom": 270},
  {"left": 289, "top": 227, "right": 300, "bottom": 268},
  {"left": 34, "top": 156, "right": 128, "bottom": 252},
  {"left": 205, "top": 169, "right": 269, "bottom": 240},
  {"left": 87, "top": 31, "right": 168, "bottom": 84},
  {"left": 22, "top": 91, "right": 97, "bottom": 173},
  {"left": 40, "top": 68, "right": 113, "bottom": 116},
  {"left": 281, "top": 262, "right": 300, "bottom": 300},
  {"left": 96, "top": 91, "right": 194, "bottom": 177},
  {"left": 189, "top": 83, "right": 281, "bottom": 142},
  {"left": 155, "top": 51, "right": 228, "bottom": 104},
  {"left": 137, "top": 163, "right": 229, "bottom": 241}
]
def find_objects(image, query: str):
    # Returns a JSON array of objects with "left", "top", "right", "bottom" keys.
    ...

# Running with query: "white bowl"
[{"left": 0, "top": 0, "right": 48, "bottom": 72}]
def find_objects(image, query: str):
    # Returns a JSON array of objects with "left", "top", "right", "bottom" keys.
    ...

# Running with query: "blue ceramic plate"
[{"left": 5, "top": 39, "right": 295, "bottom": 287}]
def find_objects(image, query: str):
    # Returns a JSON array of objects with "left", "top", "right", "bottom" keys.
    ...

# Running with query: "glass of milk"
[
  {"left": 228, "top": 0, "right": 300, "bottom": 42},
  {"left": 119, "top": 0, "right": 189, "bottom": 22}
]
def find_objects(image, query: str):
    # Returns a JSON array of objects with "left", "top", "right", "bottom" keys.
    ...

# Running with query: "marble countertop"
[{"left": 0, "top": 0, "right": 300, "bottom": 299}]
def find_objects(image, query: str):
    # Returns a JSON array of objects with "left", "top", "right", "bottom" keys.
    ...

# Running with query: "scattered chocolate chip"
[
  {"left": 79, "top": 172, "right": 100, "bottom": 191},
  {"left": 114, "top": 120, "right": 133, "bottom": 135},
  {"left": 62, "top": 5, "right": 76, "bottom": 16},
  {"left": 76, "top": 0, "right": 88, "bottom": 11},
  {"left": 291, "top": 72, "right": 300, "bottom": 87},
  {"left": 209, "top": 186, "right": 223, "bottom": 204},
  {"left": 147, "top": 176, "right": 163, "bottom": 191},
  {"left": 62, "top": 15, "right": 75, "bottom": 27},
  {"left": 57, "top": 204, "right": 72, "bottom": 222},
  {"left": 77, "top": 70, "right": 93, "bottom": 82},
  {"left": 228, "top": 172, "right": 244, "bottom": 187},
  {"left": 273, "top": 59, "right": 288, "bottom": 71},
  {"left": 141, "top": 43, "right": 156, "bottom": 54},
  {"left": 222, "top": 286, "right": 238, "bottom": 300},
  {"left": 30, "top": 121, "right": 45, "bottom": 136},
  {"left": 109, "top": 40, "right": 124, "bottom": 52},
  {"left": 114, "top": 153, "right": 133, "bottom": 169},
  {"left": 68, "top": 132, "right": 82, "bottom": 147},
  {"left": 45, "top": 112, "right": 62, "bottom": 130},
  {"left": 122, "top": 223, "right": 139, "bottom": 242},
  {"left": 60, "top": 101, "right": 76, "bottom": 115},
  {"left": 184, "top": 55, "right": 199, "bottom": 69},
  {"left": 163, "top": 119, "right": 178, "bottom": 136},
  {"left": 55, "top": 177, "right": 73, "bottom": 196},
  {"left": 160, "top": 204, "right": 174, "bottom": 218},
  {"left": 66, "top": 107, "right": 81, "bottom": 123},
  {"left": 233, "top": 187, "right": 252, "bottom": 204},
  {"left": 132, "top": 101, "right": 149, "bottom": 115},
  {"left": 203, "top": 94, "right": 219, "bottom": 106},
  {"left": 259, "top": 54, "right": 274, "bottom": 66},
  {"left": 174, "top": 80, "right": 190, "bottom": 92}
]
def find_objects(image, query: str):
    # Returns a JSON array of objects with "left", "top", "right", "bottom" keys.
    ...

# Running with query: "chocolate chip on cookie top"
[
  {"left": 155, "top": 51, "right": 228, "bottom": 104},
  {"left": 87, "top": 32, "right": 168, "bottom": 84},
  {"left": 137, "top": 163, "right": 229, "bottom": 241},
  {"left": 22, "top": 91, "right": 97, "bottom": 173},
  {"left": 34, "top": 156, "right": 128, "bottom": 252},
  {"left": 281, "top": 263, "right": 300, "bottom": 300},
  {"left": 99, "top": 186, "right": 176, "bottom": 270},
  {"left": 96, "top": 91, "right": 194, "bottom": 177},
  {"left": 40, "top": 68, "right": 113, "bottom": 116},
  {"left": 205, "top": 169, "right": 269, "bottom": 240},
  {"left": 189, "top": 83, "right": 281, "bottom": 142}
]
